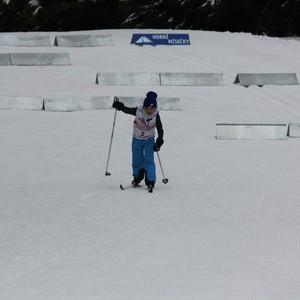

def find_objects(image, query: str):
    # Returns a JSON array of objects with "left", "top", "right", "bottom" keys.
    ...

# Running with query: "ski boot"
[{"left": 146, "top": 180, "right": 155, "bottom": 193}]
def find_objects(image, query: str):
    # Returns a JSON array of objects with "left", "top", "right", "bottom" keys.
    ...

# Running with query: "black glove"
[
  {"left": 153, "top": 138, "right": 164, "bottom": 152},
  {"left": 113, "top": 101, "right": 124, "bottom": 111}
]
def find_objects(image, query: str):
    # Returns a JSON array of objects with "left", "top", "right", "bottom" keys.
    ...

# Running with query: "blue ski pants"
[{"left": 132, "top": 137, "right": 156, "bottom": 182}]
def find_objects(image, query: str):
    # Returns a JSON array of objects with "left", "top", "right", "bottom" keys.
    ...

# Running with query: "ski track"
[
  {"left": 1, "top": 30, "right": 300, "bottom": 299},
  {"left": 150, "top": 45, "right": 238, "bottom": 82},
  {"left": 111, "top": 185, "right": 300, "bottom": 259},
  {"left": 152, "top": 45, "right": 300, "bottom": 119},
  {"left": 243, "top": 85, "right": 300, "bottom": 118}
]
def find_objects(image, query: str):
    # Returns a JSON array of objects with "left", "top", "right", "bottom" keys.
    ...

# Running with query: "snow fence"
[
  {"left": 288, "top": 123, "right": 300, "bottom": 138},
  {"left": 95, "top": 72, "right": 161, "bottom": 86},
  {"left": 160, "top": 72, "right": 223, "bottom": 86},
  {"left": 234, "top": 73, "right": 299, "bottom": 87},
  {"left": 216, "top": 124, "right": 288, "bottom": 140},
  {"left": 0, "top": 54, "right": 11, "bottom": 66},
  {"left": 54, "top": 34, "right": 113, "bottom": 47},
  {"left": 95, "top": 72, "right": 224, "bottom": 86},
  {"left": 9, "top": 53, "right": 71, "bottom": 66},
  {"left": 0, "top": 96, "right": 43, "bottom": 110},
  {"left": 0, "top": 34, "right": 52, "bottom": 47},
  {"left": 44, "top": 97, "right": 111, "bottom": 112},
  {"left": 0, "top": 96, "right": 180, "bottom": 111},
  {"left": 116, "top": 96, "right": 181, "bottom": 111}
]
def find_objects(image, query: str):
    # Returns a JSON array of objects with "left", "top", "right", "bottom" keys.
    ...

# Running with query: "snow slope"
[{"left": 1, "top": 29, "right": 300, "bottom": 300}]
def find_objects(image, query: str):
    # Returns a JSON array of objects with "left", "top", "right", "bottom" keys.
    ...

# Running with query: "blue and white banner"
[{"left": 131, "top": 33, "right": 190, "bottom": 46}]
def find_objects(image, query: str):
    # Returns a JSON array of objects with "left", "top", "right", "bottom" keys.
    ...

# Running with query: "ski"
[
  {"left": 120, "top": 183, "right": 153, "bottom": 193},
  {"left": 120, "top": 183, "right": 141, "bottom": 190}
]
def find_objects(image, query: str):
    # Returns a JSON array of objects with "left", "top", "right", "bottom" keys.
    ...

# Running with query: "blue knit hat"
[{"left": 143, "top": 91, "right": 157, "bottom": 108}]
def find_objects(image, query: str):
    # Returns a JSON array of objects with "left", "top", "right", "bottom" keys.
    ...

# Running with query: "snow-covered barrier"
[
  {"left": 0, "top": 53, "right": 11, "bottom": 66},
  {"left": 216, "top": 124, "right": 288, "bottom": 140},
  {"left": 44, "top": 96, "right": 111, "bottom": 112},
  {"left": 160, "top": 73, "right": 224, "bottom": 86},
  {"left": 0, "top": 34, "right": 51, "bottom": 47},
  {"left": 54, "top": 34, "right": 113, "bottom": 47},
  {"left": 0, "top": 96, "right": 43, "bottom": 110},
  {"left": 96, "top": 72, "right": 161, "bottom": 86},
  {"left": 234, "top": 73, "right": 299, "bottom": 87},
  {"left": 10, "top": 53, "right": 71, "bottom": 66},
  {"left": 116, "top": 96, "right": 181, "bottom": 111},
  {"left": 288, "top": 123, "right": 300, "bottom": 138}
]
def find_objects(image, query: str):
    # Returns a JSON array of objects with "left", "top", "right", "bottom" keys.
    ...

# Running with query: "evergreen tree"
[
  {"left": 211, "top": 0, "right": 259, "bottom": 34},
  {"left": 1, "top": 0, "right": 300, "bottom": 36},
  {"left": 120, "top": 0, "right": 214, "bottom": 29},
  {"left": 0, "top": 0, "right": 121, "bottom": 32},
  {"left": 0, "top": 0, "right": 36, "bottom": 31},
  {"left": 257, "top": 0, "right": 300, "bottom": 36},
  {"left": 34, "top": 0, "right": 121, "bottom": 31},
  {"left": 211, "top": 0, "right": 300, "bottom": 36}
]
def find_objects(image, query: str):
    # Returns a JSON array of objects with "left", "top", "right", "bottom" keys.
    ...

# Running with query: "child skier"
[{"left": 113, "top": 91, "right": 164, "bottom": 192}]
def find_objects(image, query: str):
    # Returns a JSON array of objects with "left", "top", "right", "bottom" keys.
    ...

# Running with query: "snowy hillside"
[{"left": 1, "top": 29, "right": 300, "bottom": 300}]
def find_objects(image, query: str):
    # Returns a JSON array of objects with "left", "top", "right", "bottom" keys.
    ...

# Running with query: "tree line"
[{"left": 1, "top": 0, "right": 300, "bottom": 37}]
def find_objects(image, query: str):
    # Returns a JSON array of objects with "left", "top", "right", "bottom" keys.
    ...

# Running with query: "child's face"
[{"left": 143, "top": 106, "right": 156, "bottom": 115}]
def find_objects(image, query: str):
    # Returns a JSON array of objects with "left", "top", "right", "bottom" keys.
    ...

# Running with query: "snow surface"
[{"left": 1, "top": 29, "right": 300, "bottom": 299}]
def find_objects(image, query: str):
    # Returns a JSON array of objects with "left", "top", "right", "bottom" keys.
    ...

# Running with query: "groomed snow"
[{"left": 1, "top": 29, "right": 300, "bottom": 300}]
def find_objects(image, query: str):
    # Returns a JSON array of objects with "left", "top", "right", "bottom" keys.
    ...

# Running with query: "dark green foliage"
[
  {"left": 211, "top": 0, "right": 259, "bottom": 33},
  {"left": 0, "top": 0, "right": 300, "bottom": 36},
  {"left": 211, "top": 0, "right": 300, "bottom": 36},
  {"left": 0, "top": 0, "right": 36, "bottom": 31},
  {"left": 256, "top": 0, "right": 300, "bottom": 36},
  {"left": 34, "top": 0, "right": 121, "bottom": 31},
  {"left": 0, "top": 0, "right": 121, "bottom": 32},
  {"left": 120, "top": 0, "right": 213, "bottom": 30}
]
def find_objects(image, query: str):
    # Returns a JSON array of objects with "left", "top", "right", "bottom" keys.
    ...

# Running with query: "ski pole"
[
  {"left": 156, "top": 152, "right": 169, "bottom": 184},
  {"left": 105, "top": 97, "right": 118, "bottom": 176}
]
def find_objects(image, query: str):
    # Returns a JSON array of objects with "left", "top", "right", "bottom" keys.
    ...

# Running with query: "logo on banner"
[{"left": 131, "top": 34, "right": 190, "bottom": 46}]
